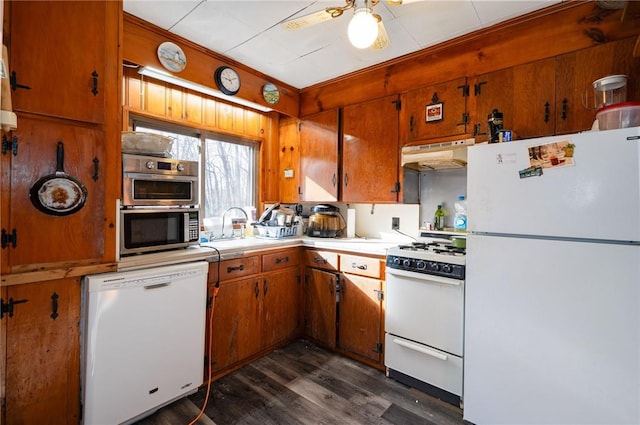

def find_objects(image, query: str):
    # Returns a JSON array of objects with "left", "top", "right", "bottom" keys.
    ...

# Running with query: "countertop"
[{"left": 117, "top": 236, "right": 403, "bottom": 271}]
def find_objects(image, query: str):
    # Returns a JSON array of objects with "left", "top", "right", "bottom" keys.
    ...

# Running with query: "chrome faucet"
[{"left": 220, "top": 207, "right": 249, "bottom": 239}]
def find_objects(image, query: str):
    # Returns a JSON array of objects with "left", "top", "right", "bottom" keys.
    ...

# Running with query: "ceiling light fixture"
[
  {"left": 347, "top": 1, "right": 379, "bottom": 49},
  {"left": 137, "top": 66, "right": 272, "bottom": 112}
]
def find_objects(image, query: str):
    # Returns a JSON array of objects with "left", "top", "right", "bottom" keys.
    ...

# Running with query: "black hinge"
[
  {"left": 374, "top": 289, "right": 383, "bottom": 302},
  {"left": 390, "top": 181, "right": 400, "bottom": 194},
  {"left": 298, "top": 122, "right": 302, "bottom": 132},
  {"left": 474, "top": 81, "right": 487, "bottom": 96},
  {"left": 374, "top": 342, "right": 383, "bottom": 353},
  {"left": 456, "top": 112, "right": 469, "bottom": 126},
  {"left": 458, "top": 84, "right": 470, "bottom": 97},
  {"left": 392, "top": 99, "right": 401, "bottom": 111},
  {"left": 10, "top": 71, "right": 31, "bottom": 91},
  {"left": 1, "top": 297, "right": 29, "bottom": 319},
  {"left": 2, "top": 135, "right": 18, "bottom": 156},
  {"left": 1, "top": 228, "right": 17, "bottom": 249}
]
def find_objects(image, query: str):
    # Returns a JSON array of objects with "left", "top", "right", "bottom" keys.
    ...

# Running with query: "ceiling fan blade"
[
  {"left": 281, "top": 9, "right": 336, "bottom": 31},
  {"left": 385, "top": 0, "right": 423, "bottom": 5},
  {"left": 370, "top": 18, "right": 390, "bottom": 50}
]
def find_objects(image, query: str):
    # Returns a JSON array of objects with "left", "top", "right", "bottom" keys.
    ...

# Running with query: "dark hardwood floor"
[{"left": 134, "top": 340, "right": 465, "bottom": 425}]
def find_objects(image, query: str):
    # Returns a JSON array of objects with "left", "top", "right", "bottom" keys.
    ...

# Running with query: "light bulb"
[{"left": 347, "top": 7, "right": 379, "bottom": 49}]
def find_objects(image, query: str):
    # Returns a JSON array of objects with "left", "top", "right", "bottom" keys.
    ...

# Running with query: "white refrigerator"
[{"left": 463, "top": 127, "right": 640, "bottom": 424}]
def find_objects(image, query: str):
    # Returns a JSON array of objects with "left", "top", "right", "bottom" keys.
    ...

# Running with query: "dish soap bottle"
[
  {"left": 434, "top": 204, "right": 446, "bottom": 231},
  {"left": 454, "top": 195, "right": 467, "bottom": 232}
]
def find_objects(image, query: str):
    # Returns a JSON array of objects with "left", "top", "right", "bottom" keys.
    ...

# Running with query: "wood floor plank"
[{"left": 134, "top": 340, "right": 466, "bottom": 425}]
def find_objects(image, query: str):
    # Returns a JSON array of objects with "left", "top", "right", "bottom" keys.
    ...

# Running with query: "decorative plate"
[
  {"left": 157, "top": 41, "right": 187, "bottom": 72},
  {"left": 262, "top": 82, "right": 280, "bottom": 105}
]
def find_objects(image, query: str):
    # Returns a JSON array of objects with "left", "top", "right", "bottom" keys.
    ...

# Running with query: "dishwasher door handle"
[
  {"left": 144, "top": 282, "right": 170, "bottom": 290},
  {"left": 392, "top": 338, "right": 448, "bottom": 361}
]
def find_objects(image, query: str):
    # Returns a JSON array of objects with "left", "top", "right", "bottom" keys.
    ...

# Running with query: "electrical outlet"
[{"left": 392, "top": 217, "right": 400, "bottom": 230}]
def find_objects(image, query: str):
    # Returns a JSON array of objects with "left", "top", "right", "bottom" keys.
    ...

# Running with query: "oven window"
[{"left": 133, "top": 179, "right": 194, "bottom": 200}]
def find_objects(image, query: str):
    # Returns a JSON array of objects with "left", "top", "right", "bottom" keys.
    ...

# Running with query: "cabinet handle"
[
  {"left": 275, "top": 256, "right": 289, "bottom": 264},
  {"left": 351, "top": 262, "right": 367, "bottom": 270},
  {"left": 561, "top": 98, "right": 568, "bottom": 121},
  {"left": 263, "top": 279, "right": 268, "bottom": 297},
  {"left": 254, "top": 281, "right": 260, "bottom": 299},
  {"left": 313, "top": 256, "right": 328, "bottom": 264},
  {"left": 332, "top": 173, "right": 336, "bottom": 188},
  {"left": 50, "top": 292, "right": 59, "bottom": 320},
  {"left": 227, "top": 264, "right": 244, "bottom": 273},
  {"left": 344, "top": 173, "right": 349, "bottom": 187},
  {"left": 409, "top": 115, "right": 415, "bottom": 133},
  {"left": 92, "top": 157, "right": 100, "bottom": 181},
  {"left": 91, "top": 70, "right": 99, "bottom": 96},
  {"left": 544, "top": 102, "right": 550, "bottom": 123}
]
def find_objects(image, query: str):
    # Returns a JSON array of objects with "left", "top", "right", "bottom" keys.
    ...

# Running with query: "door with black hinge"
[{"left": 4, "top": 277, "right": 81, "bottom": 425}]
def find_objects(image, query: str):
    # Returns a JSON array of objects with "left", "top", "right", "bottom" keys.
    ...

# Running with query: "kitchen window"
[{"left": 131, "top": 119, "right": 258, "bottom": 230}]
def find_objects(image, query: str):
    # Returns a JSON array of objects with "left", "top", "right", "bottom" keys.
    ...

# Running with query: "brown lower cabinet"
[
  {"left": 205, "top": 248, "right": 301, "bottom": 381},
  {"left": 304, "top": 249, "right": 385, "bottom": 369},
  {"left": 1, "top": 278, "right": 81, "bottom": 425}
]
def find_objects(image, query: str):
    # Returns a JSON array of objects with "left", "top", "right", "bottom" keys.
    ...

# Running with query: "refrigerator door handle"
[{"left": 393, "top": 337, "right": 448, "bottom": 361}]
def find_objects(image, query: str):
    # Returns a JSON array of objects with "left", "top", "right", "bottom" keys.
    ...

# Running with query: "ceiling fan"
[{"left": 282, "top": 0, "right": 420, "bottom": 50}]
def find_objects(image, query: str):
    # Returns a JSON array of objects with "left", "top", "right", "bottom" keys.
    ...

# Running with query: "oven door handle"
[
  {"left": 392, "top": 338, "right": 448, "bottom": 361},
  {"left": 386, "top": 268, "right": 462, "bottom": 286}
]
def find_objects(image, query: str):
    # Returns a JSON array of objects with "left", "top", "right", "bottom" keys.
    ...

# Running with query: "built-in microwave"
[
  {"left": 119, "top": 208, "right": 200, "bottom": 255},
  {"left": 122, "top": 154, "right": 199, "bottom": 207}
]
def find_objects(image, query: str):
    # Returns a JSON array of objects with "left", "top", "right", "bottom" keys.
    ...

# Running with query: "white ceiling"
[{"left": 123, "top": 0, "right": 562, "bottom": 89}]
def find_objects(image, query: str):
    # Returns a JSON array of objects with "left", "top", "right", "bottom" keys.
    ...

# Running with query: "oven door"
[
  {"left": 122, "top": 173, "right": 198, "bottom": 207},
  {"left": 385, "top": 267, "right": 464, "bottom": 357},
  {"left": 120, "top": 209, "right": 199, "bottom": 255}
]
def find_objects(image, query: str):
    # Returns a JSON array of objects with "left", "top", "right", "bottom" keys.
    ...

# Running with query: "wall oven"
[
  {"left": 122, "top": 154, "right": 199, "bottom": 207},
  {"left": 119, "top": 207, "right": 200, "bottom": 256}
]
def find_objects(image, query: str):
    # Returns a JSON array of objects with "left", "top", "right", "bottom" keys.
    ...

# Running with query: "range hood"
[{"left": 402, "top": 138, "right": 475, "bottom": 171}]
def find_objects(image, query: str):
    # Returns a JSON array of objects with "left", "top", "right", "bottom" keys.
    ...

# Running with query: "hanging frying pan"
[{"left": 29, "top": 141, "right": 87, "bottom": 216}]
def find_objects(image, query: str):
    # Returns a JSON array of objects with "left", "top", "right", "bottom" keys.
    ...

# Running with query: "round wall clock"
[
  {"left": 262, "top": 83, "right": 280, "bottom": 105},
  {"left": 214, "top": 66, "right": 241, "bottom": 96},
  {"left": 157, "top": 41, "right": 187, "bottom": 72}
]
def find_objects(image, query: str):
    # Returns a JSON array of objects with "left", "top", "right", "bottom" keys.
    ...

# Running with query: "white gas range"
[{"left": 384, "top": 231, "right": 466, "bottom": 408}]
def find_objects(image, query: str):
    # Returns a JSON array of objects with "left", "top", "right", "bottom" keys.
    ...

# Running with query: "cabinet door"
[
  {"left": 405, "top": 77, "right": 469, "bottom": 142},
  {"left": 304, "top": 268, "right": 337, "bottom": 349},
  {"left": 10, "top": 1, "right": 106, "bottom": 123},
  {"left": 342, "top": 95, "right": 399, "bottom": 203},
  {"left": 473, "top": 68, "right": 515, "bottom": 141},
  {"left": 278, "top": 117, "right": 300, "bottom": 203},
  {"left": 338, "top": 274, "right": 383, "bottom": 364},
  {"left": 262, "top": 269, "right": 300, "bottom": 348},
  {"left": 555, "top": 37, "right": 640, "bottom": 135},
  {"left": 512, "top": 58, "right": 556, "bottom": 139},
  {"left": 209, "top": 278, "right": 261, "bottom": 375},
  {"left": 4, "top": 278, "right": 81, "bottom": 425},
  {"left": 299, "top": 110, "right": 339, "bottom": 202},
  {"left": 8, "top": 116, "right": 104, "bottom": 271}
]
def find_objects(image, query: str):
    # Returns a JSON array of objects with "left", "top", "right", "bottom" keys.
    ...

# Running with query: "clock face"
[{"left": 215, "top": 66, "right": 241, "bottom": 96}]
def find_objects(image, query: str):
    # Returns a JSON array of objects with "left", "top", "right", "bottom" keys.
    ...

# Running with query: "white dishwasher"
[{"left": 82, "top": 261, "right": 208, "bottom": 425}]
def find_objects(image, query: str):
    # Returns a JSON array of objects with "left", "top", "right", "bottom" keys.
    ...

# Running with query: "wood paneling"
[
  {"left": 123, "top": 13, "right": 300, "bottom": 117},
  {"left": 300, "top": 2, "right": 640, "bottom": 117}
]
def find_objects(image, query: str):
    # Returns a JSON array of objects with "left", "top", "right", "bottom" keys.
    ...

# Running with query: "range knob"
[
  {"left": 177, "top": 163, "right": 185, "bottom": 172},
  {"left": 415, "top": 260, "right": 427, "bottom": 270},
  {"left": 442, "top": 264, "right": 452, "bottom": 273},
  {"left": 429, "top": 262, "right": 440, "bottom": 272},
  {"left": 145, "top": 161, "right": 156, "bottom": 169},
  {"left": 402, "top": 258, "right": 412, "bottom": 268},
  {"left": 392, "top": 257, "right": 401, "bottom": 266}
]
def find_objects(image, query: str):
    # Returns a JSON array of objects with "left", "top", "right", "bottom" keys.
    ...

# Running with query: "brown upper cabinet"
[
  {"left": 471, "top": 38, "right": 640, "bottom": 141},
  {"left": 403, "top": 77, "right": 470, "bottom": 143},
  {"left": 278, "top": 110, "right": 339, "bottom": 204},
  {"left": 342, "top": 95, "right": 400, "bottom": 203},
  {"left": 9, "top": 1, "right": 107, "bottom": 123}
]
